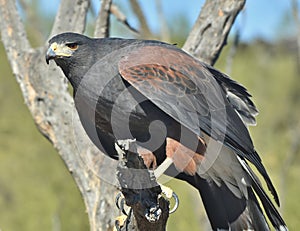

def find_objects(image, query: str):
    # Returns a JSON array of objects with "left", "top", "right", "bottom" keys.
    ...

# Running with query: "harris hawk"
[{"left": 46, "top": 32, "right": 287, "bottom": 231}]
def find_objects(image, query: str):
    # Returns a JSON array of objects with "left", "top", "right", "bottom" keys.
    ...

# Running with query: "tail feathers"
[
  {"left": 175, "top": 170, "right": 287, "bottom": 231},
  {"left": 248, "top": 151, "right": 280, "bottom": 206},
  {"left": 193, "top": 176, "right": 270, "bottom": 231},
  {"left": 237, "top": 156, "right": 288, "bottom": 231}
]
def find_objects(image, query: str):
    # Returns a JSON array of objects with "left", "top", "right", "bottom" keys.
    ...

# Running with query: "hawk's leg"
[
  {"left": 137, "top": 146, "right": 157, "bottom": 169},
  {"left": 154, "top": 137, "right": 206, "bottom": 178}
]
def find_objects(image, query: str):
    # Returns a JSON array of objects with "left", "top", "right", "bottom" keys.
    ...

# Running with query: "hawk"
[{"left": 46, "top": 32, "right": 287, "bottom": 231}]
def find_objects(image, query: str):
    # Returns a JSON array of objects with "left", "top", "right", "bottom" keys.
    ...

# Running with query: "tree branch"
[
  {"left": 0, "top": 0, "right": 35, "bottom": 119},
  {"left": 110, "top": 4, "right": 139, "bottom": 34},
  {"left": 129, "top": 0, "right": 152, "bottom": 38},
  {"left": 49, "top": 0, "right": 90, "bottom": 38},
  {"left": 94, "top": 0, "right": 112, "bottom": 38},
  {"left": 0, "top": 0, "right": 31, "bottom": 70},
  {"left": 183, "top": 0, "right": 245, "bottom": 65},
  {"left": 115, "top": 140, "right": 169, "bottom": 231}
]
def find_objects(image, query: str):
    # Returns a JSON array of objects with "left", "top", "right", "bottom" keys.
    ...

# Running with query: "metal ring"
[{"left": 169, "top": 192, "right": 179, "bottom": 214}]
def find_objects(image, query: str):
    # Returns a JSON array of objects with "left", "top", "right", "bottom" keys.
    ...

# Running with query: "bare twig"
[
  {"left": 129, "top": 0, "right": 152, "bottom": 37},
  {"left": 183, "top": 0, "right": 246, "bottom": 65},
  {"left": 94, "top": 0, "right": 112, "bottom": 38},
  {"left": 49, "top": 0, "right": 90, "bottom": 39},
  {"left": 110, "top": 4, "right": 139, "bottom": 34}
]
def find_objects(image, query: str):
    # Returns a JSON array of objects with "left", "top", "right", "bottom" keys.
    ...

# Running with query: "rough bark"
[
  {"left": 0, "top": 0, "right": 245, "bottom": 230},
  {"left": 115, "top": 140, "right": 169, "bottom": 231},
  {"left": 183, "top": 0, "right": 246, "bottom": 65},
  {"left": 49, "top": 0, "right": 90, "bottom": 38},
  {"left": 94, "top": 0, "right": 112, "bottom": 38}
]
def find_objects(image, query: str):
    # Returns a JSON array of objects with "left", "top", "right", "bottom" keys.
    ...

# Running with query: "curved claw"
[
  {"left": 115, "top": 192, "right": 123, "bottom": 210},
  {"left": 120, "top": 198, "right": 129, "bottom": 215},
  {"left": 115, "top": 192, "right": 130, "bottom": 216}
]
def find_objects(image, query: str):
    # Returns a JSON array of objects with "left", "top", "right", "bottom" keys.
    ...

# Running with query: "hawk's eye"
[{"left": 66, "top": 43, "right": 78, "bottom": 50}]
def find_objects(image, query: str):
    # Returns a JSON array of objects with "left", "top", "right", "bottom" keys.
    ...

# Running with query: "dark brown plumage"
[{"left": 46, "top": 32, "right": 287, "bottom": 231}]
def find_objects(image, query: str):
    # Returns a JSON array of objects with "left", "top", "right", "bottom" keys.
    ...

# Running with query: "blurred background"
[{"left": 0, "top": 0, "right": 299, "bottom": 230}]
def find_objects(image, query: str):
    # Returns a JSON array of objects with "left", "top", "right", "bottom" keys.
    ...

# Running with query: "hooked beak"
[
  {"left": 46, "top": 46, "right": 56, "bottom": 64},
  {"left": 45, "top": 42, "right": 73, "bottom": 65}
]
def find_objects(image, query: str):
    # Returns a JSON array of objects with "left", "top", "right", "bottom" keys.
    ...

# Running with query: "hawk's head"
[
  {"left": 46, "top": 32, "right": 93, "bottom": 65},
  {"left": 46, "top": 32, "right": 99, "bottom": 87}
]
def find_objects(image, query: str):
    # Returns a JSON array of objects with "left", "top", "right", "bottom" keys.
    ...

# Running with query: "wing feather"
[
  {"left": 118, "top": 45, "right": 253, "bottom": 152},
  {"left": 118, "top": 43, "right": 278, "bottom": 203}
]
